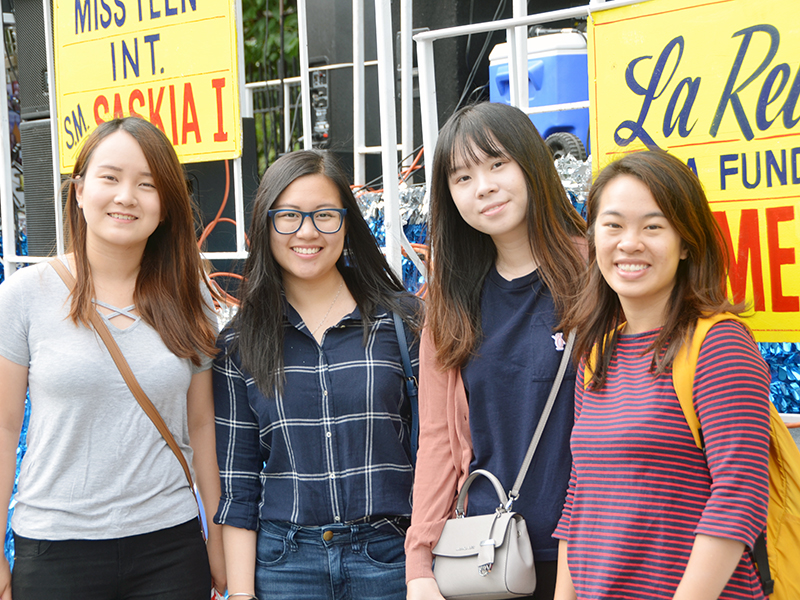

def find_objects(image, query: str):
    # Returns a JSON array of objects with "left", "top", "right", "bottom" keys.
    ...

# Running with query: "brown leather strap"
[{"left": 49, "top": 259, "right": 195, "bottom": 490}]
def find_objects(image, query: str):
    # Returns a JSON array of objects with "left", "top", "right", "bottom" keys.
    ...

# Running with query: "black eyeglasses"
[{"left": 267, "top": 208, "right": 347, "bottom": 234}]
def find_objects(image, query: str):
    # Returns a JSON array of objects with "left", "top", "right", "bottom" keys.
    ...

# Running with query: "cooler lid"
[{"left": 489, "top": 32, "right": 587, "bottom": 64}]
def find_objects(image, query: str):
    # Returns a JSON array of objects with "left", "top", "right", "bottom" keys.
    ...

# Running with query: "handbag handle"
[
  {"left": 455, "top": 469, "right": 509, "bottom": 516},
  {"left": 48, "top": 259, "right": 195, "bottom": 491}
]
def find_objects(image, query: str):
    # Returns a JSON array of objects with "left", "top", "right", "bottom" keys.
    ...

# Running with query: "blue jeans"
[{"left": 255, "top": 520, "right": 406, "bottom": 600}]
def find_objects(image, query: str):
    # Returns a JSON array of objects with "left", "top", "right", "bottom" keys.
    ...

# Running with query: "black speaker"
[
  {"left": 20, "top": 119, "right": 64, "bottom": 256},
  {"left": 186, "top": 117, "right": 260, "bottom": 252},
  {"left": 14, "top": 0, "right": 51, "bottom": 119},
  {"left": 305, "top": 0, "right": 399, "bottom": 182}
]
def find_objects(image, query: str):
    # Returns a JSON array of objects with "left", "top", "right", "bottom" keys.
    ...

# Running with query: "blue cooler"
[{"left": 489, "top": 32, "right": 589, "bottom": 155}]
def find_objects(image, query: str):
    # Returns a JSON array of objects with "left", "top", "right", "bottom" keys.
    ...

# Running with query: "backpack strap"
[
  {"left": 752, "top": 531, "right": 774, "bottom": 596},
  {"left": 392, "top": 311, "right": 419, "bottom": 465},
  {"left": 671, "top": 313, "right": 746, "bottom": 451}
]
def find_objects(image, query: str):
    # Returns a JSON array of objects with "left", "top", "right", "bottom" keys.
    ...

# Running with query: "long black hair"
[{"left": 232, "top": 149, "right": 421, "bottom": 395}]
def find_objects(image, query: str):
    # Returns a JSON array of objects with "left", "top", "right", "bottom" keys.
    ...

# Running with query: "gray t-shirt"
[{"left": 0, "top": 260, "right": 216, "bottom": 540}]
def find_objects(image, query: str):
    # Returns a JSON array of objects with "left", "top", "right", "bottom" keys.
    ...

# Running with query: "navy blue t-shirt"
[{"left": 461, "top": 266, "right": 575, "bottom": 562}]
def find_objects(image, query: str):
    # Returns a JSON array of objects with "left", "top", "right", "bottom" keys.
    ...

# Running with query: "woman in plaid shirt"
[{"left": 213, "top": 150, "right": 422, "bottom": 600}]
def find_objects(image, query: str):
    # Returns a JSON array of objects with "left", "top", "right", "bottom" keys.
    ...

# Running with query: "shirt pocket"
[{"left": 529, "top": 319, "right": 571, "bottom": 382}]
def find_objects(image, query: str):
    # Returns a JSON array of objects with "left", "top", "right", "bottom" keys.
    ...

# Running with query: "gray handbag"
[{"left": 431, "top": 332, "right": 575, "bottom": 600}]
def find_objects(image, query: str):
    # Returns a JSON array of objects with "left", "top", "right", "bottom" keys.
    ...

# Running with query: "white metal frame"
[
  {"left": 415, "top": 0, "right": 651, "bottom": 189},
  {"left": 297, "top": 0, "right": 313, "bottom": 151},
  {"left": 226, "top": 0, "right": 248, "bottom": 261},
  {"left": 372, "top": 0, "right": 402, "bottom": 274},
  {"left": 350, "top": 0, "right": 413, "bottom": 187},
  {"left": 243, "top": 61, "right": 380, "bottom": 152},
  {"left": 292, "top": 0, "right": 420, "bottom": 277},
  {"left": 399, "top": 0, "right": 413, "bottom": 172}
]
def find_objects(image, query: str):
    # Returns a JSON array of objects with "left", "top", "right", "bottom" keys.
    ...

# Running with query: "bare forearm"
[
  {"left": 223, "top": 525, "right": 257, "bottom": 596},
  {"left": 553, "top": 539, "right": 576, "bottom": 600},
  {"left": 0, "top": 357, "right": 29, "bottom": 599},
  {"left": 190, "top": 419, "right": 221, "bottom": 533},
  {"left": 673, "top": 534, "right": 745, "bottom": 600},
  {"left": 187, "top": 369, "right": 226, "bottom": 590},
  {"left": 187, "top": 370, "right": 222, "bottom": 527},
  {"left": 406, "top": 577, "right": 445, "bottom": 600},
  {"left": 0, "top": 358, "right": 28, "bottom": 533}
]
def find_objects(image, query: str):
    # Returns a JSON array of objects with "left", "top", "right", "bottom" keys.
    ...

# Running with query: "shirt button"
[
  {"left": 323, "top": 390, "right": 328, "bottom": 396},
  {"left": 323, "top": 530, "right": 334, "bottom": 541},
  {"left": 334, "top": 516, "right": 341, "bottom": 522},
  {"left": 326, "top": 431, "right": 332, "bottom": 438},
  {"left": 329, "top": 473, "right": 335, "bottom": 479}
]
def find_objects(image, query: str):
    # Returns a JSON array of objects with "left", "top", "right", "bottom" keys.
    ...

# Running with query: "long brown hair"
[
  {"left": 65, "top": 117, "right": 217, "bottom": 365},
  {"left": 567, "top": 150, "right": 741, "bottom": 389},
  {"left": 427, "top": 102, "right": 586, "bottom": 370}
]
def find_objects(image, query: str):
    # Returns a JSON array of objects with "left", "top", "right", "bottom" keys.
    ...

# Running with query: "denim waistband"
[{"left": 260, "top": 518, "right": 408, "bottom": 546}]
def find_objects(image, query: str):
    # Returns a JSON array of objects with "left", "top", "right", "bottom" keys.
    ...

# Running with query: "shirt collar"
[{"left": 282, "top": 295, "right": 368, "bottom": 335}]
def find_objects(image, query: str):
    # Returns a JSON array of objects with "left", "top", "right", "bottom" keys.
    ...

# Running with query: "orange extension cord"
[{"left": 197, "top": 160, "right": 245, "bottom": 308}]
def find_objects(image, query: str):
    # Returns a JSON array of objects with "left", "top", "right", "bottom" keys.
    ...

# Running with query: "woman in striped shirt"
[{"left": 553, "top": 150, "right": 770, "bottom": 600}]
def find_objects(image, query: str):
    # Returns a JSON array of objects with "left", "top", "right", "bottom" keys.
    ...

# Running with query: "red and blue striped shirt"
[{"left": 554, "top": 321, "right": 770, "bottom": 599}]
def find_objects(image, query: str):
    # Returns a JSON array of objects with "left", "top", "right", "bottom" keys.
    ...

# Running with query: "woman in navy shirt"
[
  {"left": 214, "top": 150, "right": 421, "bottom": 600},
  {"left": 405, "top": 102, "right": 586, "bottom": 600}
]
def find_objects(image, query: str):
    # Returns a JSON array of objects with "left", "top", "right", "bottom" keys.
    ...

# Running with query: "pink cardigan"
[{"left": 404, "top": 327, "right": 474, "bottom": 582}]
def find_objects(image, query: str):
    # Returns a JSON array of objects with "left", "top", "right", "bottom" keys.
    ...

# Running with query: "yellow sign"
[
  {"left": 53, "top": 0, "right": 241, "bottom": 172},
  {"left": 589, "top": 0, "right": 800, "bottom": 342}
]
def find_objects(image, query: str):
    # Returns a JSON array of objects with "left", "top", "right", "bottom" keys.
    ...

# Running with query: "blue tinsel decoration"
[{"left": 759, "top": 342, "right": 800, "bottom": 413}]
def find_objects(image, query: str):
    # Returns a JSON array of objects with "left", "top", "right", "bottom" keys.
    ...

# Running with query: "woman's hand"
[{"left": 406, "top": 577, "right": 445, "bottom": 600}]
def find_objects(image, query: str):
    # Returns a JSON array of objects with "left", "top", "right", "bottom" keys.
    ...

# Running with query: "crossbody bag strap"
[
  {"left": 392, "top": 311, "right": 419, "bottom": 464},
  {"left": 49, "top": 259, "right": 195, "bottom": 490},
  {"left": 508, "top": 330, "right": 575, "bottom": 506}
]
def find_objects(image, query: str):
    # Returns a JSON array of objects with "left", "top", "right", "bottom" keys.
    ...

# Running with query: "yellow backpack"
[{"left": 585, "top": 314, "right": 800, "bottom": 598}]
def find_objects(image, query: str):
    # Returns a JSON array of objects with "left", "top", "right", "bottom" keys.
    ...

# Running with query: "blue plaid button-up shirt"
[{"left": 213, "top": 302, "right": 419, "bottom": 533}]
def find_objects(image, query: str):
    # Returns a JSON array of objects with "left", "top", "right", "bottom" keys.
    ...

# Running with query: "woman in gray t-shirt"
[{"left": 0, "top": 117, "right": 225, "bottom": 598}]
